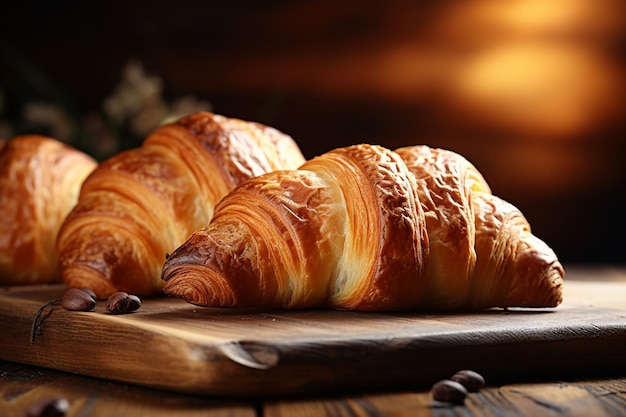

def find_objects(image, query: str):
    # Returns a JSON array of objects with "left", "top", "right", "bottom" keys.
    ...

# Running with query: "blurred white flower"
[
  {"left": 103, "top": 60, "right": 211, "bottom": 138},
  {"left": 22, "top": 102, "right": 74, "bottom": 142},
  {"left": 3, "top": 59, "right": 212, "bottom": 158},
  {"left": 162, "top": 95, "right": 212, "bottom": 125}
]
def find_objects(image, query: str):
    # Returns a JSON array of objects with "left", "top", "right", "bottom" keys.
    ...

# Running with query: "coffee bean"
[
  {"left": 431, "top": 379, "right": 468, "bottom": 404},
  {"left": 30, "top": 288, "right": 97, "bottom": 345},
  {"left": 26, "top": 395, "right": 69, "bottom": 417},
  {"left": 61, "top": 288, "right": 96, "bottom": 311},
  {"left": 106, "top": 292, "right": 141, "bottom": 314},
  {"left": 78, "top": 287, "right": 97, "bottom": 300},
  {"left": 450, "top": 370, "right": 485, "bottom": 392}
]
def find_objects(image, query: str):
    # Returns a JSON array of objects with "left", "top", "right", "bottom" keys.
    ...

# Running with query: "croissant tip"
[
  {"left": 162, "top": 275, "right": 206, "bottom": 306},
  {"left": 162, "top": 263, "right": 242, "bottom": 308},
  {"left": 530, "top": 262, "right": 565, "bottom": 308}
]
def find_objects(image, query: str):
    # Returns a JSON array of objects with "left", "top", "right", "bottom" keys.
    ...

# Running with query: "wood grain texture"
[
  {"left": 3, "top": 359, "right": 625, "bottom": 416},
  {"left": 264, "top": 379, "right": 626, "bottom": 417},
  {"left": 0, "top": 361, "right": 255, "bottom": 417},
  {"left": 0, "top": 277, "right": 625, "bottom": 397}
]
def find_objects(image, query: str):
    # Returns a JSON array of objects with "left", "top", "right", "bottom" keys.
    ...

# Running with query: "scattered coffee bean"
[
  {"left": 431, "top": 379, "right": 468, "bottom": 404},
  {"left": 450, "top": 370, "right": 485, "bottom": 392},
  {"left": 26, "top": 395, "right": 69, "bottom": 417},
  {"left": 78, "top": 287, "right": 97, "bottom": 300},
  {"left": 30, "top": 288, "right": 98, "bottom": 345},
  {"left": 106, "top": 292, "right": 141, "bottom": 314},
  {"left": 61, "top": 288, "right": 96, "bottom": 311}
]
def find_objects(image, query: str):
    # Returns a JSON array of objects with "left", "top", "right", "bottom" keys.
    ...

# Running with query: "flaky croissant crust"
[
  {"left": 164, "top": 145, "right": 427, "bottom": 310},
  {"left": 0, "top": 135, "right": 97, "bottom": 284},
  {"left": 57, "top": 112, "right": 305, "bottom": 298},
  {"left": 162, "top": 143, "right": 563, "bottom": 311}
]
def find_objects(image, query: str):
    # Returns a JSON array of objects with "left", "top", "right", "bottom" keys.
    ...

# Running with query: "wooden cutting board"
[{"left": 1, "top": 279, "right": 625, "bottom": 397}]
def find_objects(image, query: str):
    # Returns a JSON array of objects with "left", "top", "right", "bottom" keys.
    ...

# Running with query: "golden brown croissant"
[
  {"left": 57, "top": 112, "right": 306, "bottom": 298},
  {"left": 395, "top": 145, "right": 492, "bottom": 309},
  {"left": 0, "top": 135, "right": 97, "bottom": 284},
  {"left": 162, "top": 143, "right": 563, "bottom": 311},
  {"left": 396, "top": 145, "right": 563, "bottom": 309}
]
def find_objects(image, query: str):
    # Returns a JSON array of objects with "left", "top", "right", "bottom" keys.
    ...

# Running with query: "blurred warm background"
[{"left": 1, "top": 0, "right": 625, "bottom": 265}]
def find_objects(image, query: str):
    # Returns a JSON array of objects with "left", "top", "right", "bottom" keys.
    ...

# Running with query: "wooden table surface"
[{"left": 1, "top": 265, "right": 626, "bottom": 417}]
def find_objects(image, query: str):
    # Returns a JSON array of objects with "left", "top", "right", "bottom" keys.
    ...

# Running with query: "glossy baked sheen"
[
  {"left": 398, "top": 146, "right": 563, "bottom": 309},
  {"left": 0, "top": 135, "right": 97, "bottom": 284},
  {"left": 162, "top": 144, "right": 564, "bottom": 311},
  {"left": 57, "top": 112, "right": 306, "bottom": 299},
  {"left": 396, "top": 146, "right": 492, "bottom": 309}
]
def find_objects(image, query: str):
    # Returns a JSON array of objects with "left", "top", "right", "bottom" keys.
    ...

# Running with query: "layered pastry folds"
[{"left": 162, "top": 144, "right": 564, "bottom": 311}]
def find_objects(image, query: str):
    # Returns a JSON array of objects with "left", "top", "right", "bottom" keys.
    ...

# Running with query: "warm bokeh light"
[
  {"left": 462, "top": 0, "right": 626, "bottom": 39},
  {"left": 446, "top": 42, "right": 625, "bottom": 139}
]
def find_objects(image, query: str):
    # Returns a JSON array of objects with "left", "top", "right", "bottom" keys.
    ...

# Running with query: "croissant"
[
  {"left": 0, "top": 135, "right": 97, "bottom": 284},
  {"left": 162, "top": 143, "right": 564, "bottom": 311},
  {"left": 396, "top": 145, "right": 563, "bottom": 309},
  {"left": 57, "top": 112, "right": 306, "bottom": 298}
]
